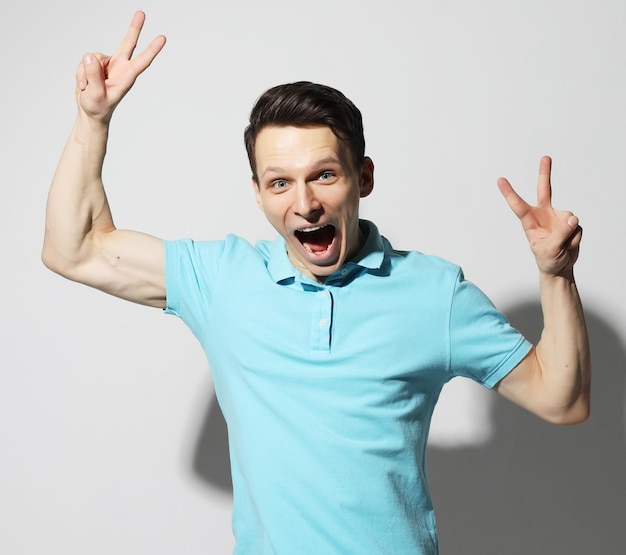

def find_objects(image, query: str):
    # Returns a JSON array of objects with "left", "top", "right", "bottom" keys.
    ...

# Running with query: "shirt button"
[
  {"left": 319, "top": 319, "right": 326, "bottom": 327},
  {"left": 341, "top": 268, "right": 349, "bottom": 276}
]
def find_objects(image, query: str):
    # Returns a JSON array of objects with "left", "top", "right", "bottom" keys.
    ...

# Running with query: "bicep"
[
  {"left": 70, "top": 228, "right": 166, "bottom": 308},
  {"left": 495, "top": 348, "right": 556, "bottom": 420}
]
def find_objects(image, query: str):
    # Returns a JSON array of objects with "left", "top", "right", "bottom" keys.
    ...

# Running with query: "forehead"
[{"left": 254, "top": 126, "right": 346, "bottom": 173}]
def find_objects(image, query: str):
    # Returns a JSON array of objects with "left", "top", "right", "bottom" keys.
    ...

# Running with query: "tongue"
[
  {"left": 300, "top": 226, "right": 335, "bottom": 253},
  {"left": 304, "top": 241, "right": 328, "bottom": 253}
]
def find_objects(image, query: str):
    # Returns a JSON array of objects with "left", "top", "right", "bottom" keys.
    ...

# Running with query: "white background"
[{"left": 1, "top": 1, "right": 625, "bottom": 553}]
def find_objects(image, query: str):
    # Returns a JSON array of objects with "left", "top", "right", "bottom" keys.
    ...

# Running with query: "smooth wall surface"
[{"left": 1, "top": 1, "right": 624, "bottom": 553}]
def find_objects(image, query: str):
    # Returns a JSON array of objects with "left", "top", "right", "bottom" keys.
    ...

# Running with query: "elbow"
[
  {"left": 543, "top": 399, "right": 591, "bottom": 426},
  {"left": 564, "top": 402, "right": 591, "bottom": 425},
  {"left": 41, "top": 241, "right": 59, "bottom": 273},
  {"left": 41, "top": 237, "right": 80, "bottom": 280},
  {"left": 550, "top": 410, "right": 589, "bottom": 426},
  {"left": 41, "top": 239, "right": 64, "bottom": 276},
  {"left": 41, "top": 243, "right": 58, "bottom": 273}
]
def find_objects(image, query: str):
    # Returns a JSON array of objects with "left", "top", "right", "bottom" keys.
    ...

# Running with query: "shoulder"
[
  {"left": 165, "top": 234, "right": 270, "bottom": 263},
  {"left": 383, "top": 240, "right": 462, "bottom": 281}
]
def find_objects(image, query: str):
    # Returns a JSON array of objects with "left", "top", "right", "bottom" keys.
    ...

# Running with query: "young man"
[{"left": 43, "top": 12, "right": 591, "bottom": 555}]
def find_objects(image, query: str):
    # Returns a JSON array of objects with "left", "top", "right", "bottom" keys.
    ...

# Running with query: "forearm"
[
  {"left": 496, "top": 156, "right": 591, "bottom": 423},
  {"left": 43, "top": 113, "right": 114, "bottom": 276},
  {"left": 534, "top": 270, "right": 591, "bottom": 422},
  {"left": 42, "top": 13, "right": 167, "bottom": 306}
]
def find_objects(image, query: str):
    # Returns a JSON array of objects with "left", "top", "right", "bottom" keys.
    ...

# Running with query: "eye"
[
  {"left": 318, "top": 171, "right": 334, "bottom": 181},
  {"left": 272, "top": 179, "right": 289, "bottom": 191}
]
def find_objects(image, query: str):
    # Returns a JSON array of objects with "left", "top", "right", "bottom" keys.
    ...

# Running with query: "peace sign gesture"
[
  {"left": 497, "top": 156, "right": 583, "bottom": 278},
  {"left": 75, "top": 11, "right": 166, "bottom": 123}
]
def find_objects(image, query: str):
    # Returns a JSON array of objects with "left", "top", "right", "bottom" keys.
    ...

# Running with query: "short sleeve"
[
  {"left": 448, "top": 269, "right": 532, "bottom": 388},
  {"left": 163, "top": 238, "right": 226, "bottom": 342}
]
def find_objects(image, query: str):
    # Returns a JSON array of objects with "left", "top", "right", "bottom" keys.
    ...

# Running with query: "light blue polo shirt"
[{"left": 164, "top": 220, "right": 532, "bottom": 555}]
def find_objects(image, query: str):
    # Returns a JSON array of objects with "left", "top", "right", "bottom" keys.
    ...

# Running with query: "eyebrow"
[{"left": 260, "top": 157, "right": 342, "bottom": 178}]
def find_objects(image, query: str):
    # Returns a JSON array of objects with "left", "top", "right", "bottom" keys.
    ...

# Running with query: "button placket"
[{"left": 311, "top": 288, "right": 333, "bottom": 353}]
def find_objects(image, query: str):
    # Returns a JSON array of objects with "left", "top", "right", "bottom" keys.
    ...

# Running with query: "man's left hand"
[{"left": 498, "top": 156, "right": 582, "bottom": 278}]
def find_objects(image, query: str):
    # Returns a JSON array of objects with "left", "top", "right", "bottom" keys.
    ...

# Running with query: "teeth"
[{"left": 298, "top": 225, "right": 326, "bottom": 233}]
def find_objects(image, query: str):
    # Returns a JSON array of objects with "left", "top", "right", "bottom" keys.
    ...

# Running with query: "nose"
[{"left": 293, "top": 183, "right": 322, "bottom": 220}]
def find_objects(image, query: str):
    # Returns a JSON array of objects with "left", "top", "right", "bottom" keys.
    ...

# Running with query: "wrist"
[
  {"left": 539, "top": 268, "right": 576, "bottom": 288},
  {"left": 72, "top": 112, "right": 110, "bottom": 145}
]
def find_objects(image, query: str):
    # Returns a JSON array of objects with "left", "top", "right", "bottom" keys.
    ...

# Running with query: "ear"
[
  {"left": 359, "top": 157, "right": 375, "bottom": 198},
  {"left": 252, "top": 176, "right": 264, "bottom": 211}
]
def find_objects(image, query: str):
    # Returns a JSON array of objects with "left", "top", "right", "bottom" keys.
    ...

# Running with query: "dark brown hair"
[{"left": 244, "top": 81, "right": 365, "bottom": 180}]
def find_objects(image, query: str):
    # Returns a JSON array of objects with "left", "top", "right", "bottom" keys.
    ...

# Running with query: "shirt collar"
[{"left": 266, "top": 219, "right": 385, "bottom": 285}]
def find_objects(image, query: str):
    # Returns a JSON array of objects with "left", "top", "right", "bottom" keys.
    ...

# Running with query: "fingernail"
[
  {"left": 84, "top": 54, "right": 93, "bottom": 64},
  {"left": 567, "top": 216, "right": 578, "bottom": 227}
]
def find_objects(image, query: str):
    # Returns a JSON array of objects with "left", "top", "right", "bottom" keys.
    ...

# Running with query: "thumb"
[
  {"left": 80, "top": 53, "right": 107, "bottom": 103},
  {"left": 550, "top": 214, "right": 581, "bottom": 252}
]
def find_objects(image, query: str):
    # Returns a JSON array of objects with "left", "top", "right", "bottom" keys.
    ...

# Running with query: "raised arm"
[
  {"left": 42, "top": 11, "right": 167, "bottom": 307},
  {"left": 495, "top": 156, "right": 591, "bottom": 424}
]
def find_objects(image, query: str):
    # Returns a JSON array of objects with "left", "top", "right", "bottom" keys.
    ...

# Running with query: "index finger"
[
  {"left": 118, "top": 11, "right": 167, "bottom": 77},
  {"left": 536, "top": 155, "right": 553, "bottom": 208},
  {"left": 116, "top": 11, "right": 147, "bottom": 60}
]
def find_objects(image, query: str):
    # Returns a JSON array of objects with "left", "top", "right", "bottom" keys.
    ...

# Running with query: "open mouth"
[{"left": 295, "top": 225, "right": 336, "bottom": 254}]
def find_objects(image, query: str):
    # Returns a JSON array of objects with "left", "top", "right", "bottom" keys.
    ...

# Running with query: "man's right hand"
[
  {"left": 75, "top": 11, "right": 166, "bottom": 123},
  {"left": 43, "top": 11, "right": 168, "bottom": 308}
]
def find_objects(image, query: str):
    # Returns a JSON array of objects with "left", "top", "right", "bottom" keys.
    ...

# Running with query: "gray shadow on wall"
[
  {"left": 191, "top": 302, "right": 626, "bottom": 552},
  {"left": 192, "top": 393, "right": 233, "bottom": 493},
  {"left": 427, "top": 302, "right": 626, "bottom": 555}
]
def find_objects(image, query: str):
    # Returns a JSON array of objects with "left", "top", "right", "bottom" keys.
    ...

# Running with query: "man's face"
[{"left": 253, "top": 125, "right": 374, "bottom": 282}]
